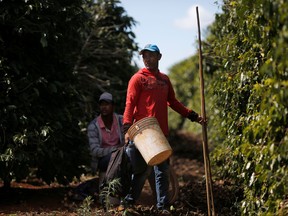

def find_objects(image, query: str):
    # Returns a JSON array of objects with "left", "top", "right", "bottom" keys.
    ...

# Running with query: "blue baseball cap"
[{"left": 140, "top": 44, "right": 160, "bottom": 54}]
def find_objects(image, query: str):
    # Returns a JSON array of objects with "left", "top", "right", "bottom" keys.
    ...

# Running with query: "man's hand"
[
  {"left": 123, "top": 123, "right": 132, "bottom": 144},
  {"left": 187, "top": 111, "right": 207, "bottom": 125},
  {"left": 125, "top": 133, "right": 130, "bottom": 145},
  {"left": 196, "top": 115, "right": 207, "bottom": 125}
]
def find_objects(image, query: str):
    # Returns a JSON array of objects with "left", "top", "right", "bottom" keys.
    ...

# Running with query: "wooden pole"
[{"left": 196, "top": 6, "right": 216, "bottom": 216}]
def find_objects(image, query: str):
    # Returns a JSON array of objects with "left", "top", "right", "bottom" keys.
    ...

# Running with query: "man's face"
[
  {"left": 99, "top": 101, "right": 113, "bottom": 116},
  {"left": 142, "top": 51, "right": 161, "bottom": 71}
]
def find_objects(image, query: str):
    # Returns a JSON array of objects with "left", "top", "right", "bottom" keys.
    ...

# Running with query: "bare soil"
[{"left": 0, "top": 130, "right": 242, "bottom": 215}]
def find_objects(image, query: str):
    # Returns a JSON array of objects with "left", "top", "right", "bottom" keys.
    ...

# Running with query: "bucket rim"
[{"left": 127, "top": 117, "right": 160, "bottom": 140}]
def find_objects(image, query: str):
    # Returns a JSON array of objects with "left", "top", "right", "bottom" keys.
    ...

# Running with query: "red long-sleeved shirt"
[{"left": 123, "top": 68, "right": 191, "bottom": 136}]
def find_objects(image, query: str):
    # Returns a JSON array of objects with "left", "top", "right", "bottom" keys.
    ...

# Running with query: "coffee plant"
[{"left": 207, "top": 0, "right": 288, "bottom": 215}]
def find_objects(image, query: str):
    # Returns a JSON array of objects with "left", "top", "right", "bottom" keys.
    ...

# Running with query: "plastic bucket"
[{"left": 127, "top": 117, "right": 172, "bottom": 166}]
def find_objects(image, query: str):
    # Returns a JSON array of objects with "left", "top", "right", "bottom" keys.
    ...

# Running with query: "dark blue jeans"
[{"left": 125, "top": 142, "right": 170, "bottom": 209}]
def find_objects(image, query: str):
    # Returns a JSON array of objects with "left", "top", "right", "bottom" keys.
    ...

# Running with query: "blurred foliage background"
[
  {"left": 0, "top": 0, "right": 138, "bottom": 186},
  {"left": 169, "top": 0, "right": 288, "bottom": 214}
]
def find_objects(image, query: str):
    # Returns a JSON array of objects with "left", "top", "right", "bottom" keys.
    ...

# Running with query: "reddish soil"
[{"left": 0, "top": 131, "right": 241, "bottom": 215}]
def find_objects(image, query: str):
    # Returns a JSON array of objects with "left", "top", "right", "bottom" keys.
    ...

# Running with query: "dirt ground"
[{"left": 0, "top": 131, "right": 241, "bottom": 216}]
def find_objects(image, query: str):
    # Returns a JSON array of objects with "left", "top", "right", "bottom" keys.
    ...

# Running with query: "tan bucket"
[{"left": 127, "top": 117, "right": 172, "bottom": 166}]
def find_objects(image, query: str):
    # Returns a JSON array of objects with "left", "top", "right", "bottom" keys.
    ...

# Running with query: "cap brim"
[
  {"left": 99, "top": 99, "right": 113, "bottom": 103},
  {"left": 140, "top": 48, "right": 158, "bottom": 55}
]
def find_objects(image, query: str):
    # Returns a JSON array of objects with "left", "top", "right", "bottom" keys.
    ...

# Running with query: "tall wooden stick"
[{"left": 196, "top": 6, "right": 216, "bottom": 216}]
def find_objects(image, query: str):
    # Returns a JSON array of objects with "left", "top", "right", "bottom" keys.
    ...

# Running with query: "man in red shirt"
[{"left": 123, "top": 44, "right": 204, "bottom": 214}]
